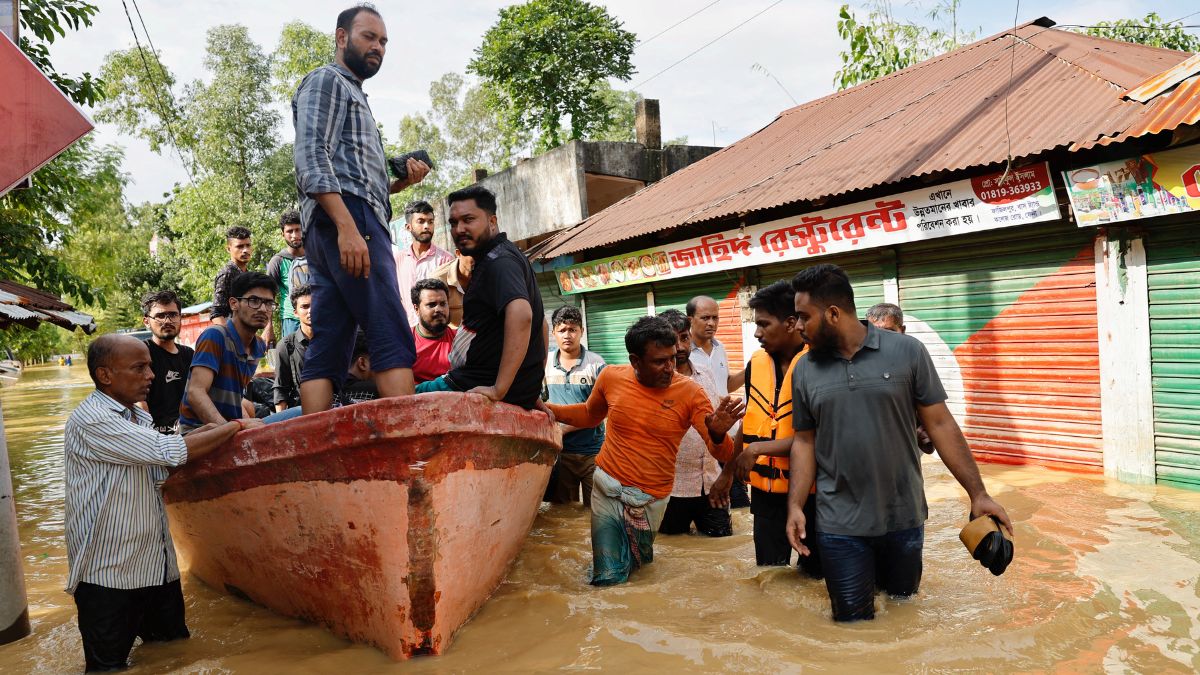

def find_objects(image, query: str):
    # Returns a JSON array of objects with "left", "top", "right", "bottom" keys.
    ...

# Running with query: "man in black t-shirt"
[
  {"left": 414, "top": 186, "right": 545, "bottom": 409},
  {"left": 136, "top": 290, "right": 195, "bottom": 434}
]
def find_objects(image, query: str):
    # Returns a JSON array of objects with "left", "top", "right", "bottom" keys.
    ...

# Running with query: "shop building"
[{"left": 531, "top": 19, "right": 1200, "bottom": 489}]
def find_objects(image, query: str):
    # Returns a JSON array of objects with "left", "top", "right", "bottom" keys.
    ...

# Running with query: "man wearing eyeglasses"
[
  {"left": 178, "top": 272, "right": 277, "bottom": 434},
  {"left": 137, "top": 290, "right": 194, "bottom": 434}
]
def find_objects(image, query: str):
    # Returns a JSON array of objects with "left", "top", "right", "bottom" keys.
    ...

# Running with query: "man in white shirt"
[
  {"left": 687, "top": 295, "right": 749, "bottom": 508},
  {"left": 657, "top": 309, "right": 732, "bottom": 537},
  {"left": 64, "top": 334, "right": 261, "bottom": 671}
]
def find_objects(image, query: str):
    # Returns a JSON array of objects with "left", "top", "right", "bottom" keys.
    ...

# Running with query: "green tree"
[
  {"left": 388, "top": 73, "right": 532, "bottom": 213},
  {"left": 16, "top": 0, "right": 103, "bottom": 106},
  {"left": 95, "top": 44, "right": 194, "bottom": 159},
  {"left": 97, "top": 23, "right": 295, "bottom": 308},
  {"left": 1, "top": 0, "right": 107, "bottom": 303},
  {"left": 587, "top": 84, "right": 640, "bottom": 142},
  {"left": 469, "top": 0, "right": 637, "bottom": 151},
  {"left": 270, "top": 21, "right": 334, "bottom": 100},
  {"left": 1081, "top": 12, "right": 1200, "bottom": 51},
  {"left": 833, "top": 1, "right": 973, "bottom": 90},
  {"left": 190, "top": 25, "right": 282, "bottom": 209},
  {"left": 0, "top": 324, "right": 66, "bottom": 362}
]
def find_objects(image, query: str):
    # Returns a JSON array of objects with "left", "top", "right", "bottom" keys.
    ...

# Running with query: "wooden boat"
[{"left": 162, "top": 392, "right": 561, "bottom": 659}]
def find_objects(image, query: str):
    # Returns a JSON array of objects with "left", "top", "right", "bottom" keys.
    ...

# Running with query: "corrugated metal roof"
[
  {"left": 181, "top": 301, "right": 213, "bottom": 316},
  {"left": 0, "top": 280, "right": 96, "bottom": 333},
  {"left": 538, "top": 19, "right": 1197, "bottom": 259}
]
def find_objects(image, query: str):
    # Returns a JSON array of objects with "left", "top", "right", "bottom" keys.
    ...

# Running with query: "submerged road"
[{"left": 2, "top": 365, "right": 1198, "bottom": 673}]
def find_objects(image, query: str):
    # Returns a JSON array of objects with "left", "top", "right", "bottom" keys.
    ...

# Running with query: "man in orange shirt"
[{"left": 548, "top": 315, "right": 744, "bottom": 586}]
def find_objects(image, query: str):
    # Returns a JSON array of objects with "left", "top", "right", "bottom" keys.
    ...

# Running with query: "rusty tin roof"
[{"left": 538, "top": 19, "right": 1197, "bottom": 259}]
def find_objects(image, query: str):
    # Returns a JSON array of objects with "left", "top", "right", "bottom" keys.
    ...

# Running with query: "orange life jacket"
[{"left": 744, "top": 347, "right": 806, "bottom": 494}]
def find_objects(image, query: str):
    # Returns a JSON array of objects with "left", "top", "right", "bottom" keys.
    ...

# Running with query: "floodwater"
[{"left": 2, "top": 365, "right": 1200, "bottom": 674}]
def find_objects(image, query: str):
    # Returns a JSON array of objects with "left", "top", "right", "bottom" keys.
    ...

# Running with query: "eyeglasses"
[
  {"left": 235, "top": 296, "right": 277, "bottom": 311},
  {"left": 148, "top": 312, "right": 181, "bottom": 322}
]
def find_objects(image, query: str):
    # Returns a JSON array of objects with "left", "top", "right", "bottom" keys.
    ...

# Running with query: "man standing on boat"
[
  {"left": 396, "top": 200, "right": 455, "bottom": 327},
  {"left": 415, "top": 186, "right": 546, "bottom": 409},
  {"left": 547, "top": 316, "right": 744, "bottom": 585},
  {"left": 292, "top": 3, "right": 430, "bottom": 414},
  {"left": 137, "top": 290, "right": 193, "bottom": 435},
  {"left": 784, "top": 264, "right": 1012, "bottom": 621},
  {"left": 656, "top": 309, "right": 733, "bottom": 538},
  {"left": 177, "top": 272, "right": 275, "bottom": 433},
  {"left": 65, "top": 334, "right": 261, "bottom": 671}
]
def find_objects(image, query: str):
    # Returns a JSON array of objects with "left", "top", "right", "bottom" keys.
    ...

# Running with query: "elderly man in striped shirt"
[{"left": 64, "top": 334, "right": 261, "bottom": 671}]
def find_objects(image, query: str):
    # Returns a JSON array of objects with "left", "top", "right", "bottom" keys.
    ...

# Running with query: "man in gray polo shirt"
[{"left": 783, "top": 264, "right": 1012, "bottom": 621}]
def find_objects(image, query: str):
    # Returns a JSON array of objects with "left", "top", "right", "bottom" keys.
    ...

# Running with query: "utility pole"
[{"left": 0, "top": 396, "right": 30, "bottom": 644}]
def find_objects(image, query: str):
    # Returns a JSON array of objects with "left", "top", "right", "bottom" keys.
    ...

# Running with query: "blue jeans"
[
  {"left": 263, "top": 406, "right": 304, "bottom": 425},
  {"left": 817, "top": 526, "right": 924, "bottom": 621}
]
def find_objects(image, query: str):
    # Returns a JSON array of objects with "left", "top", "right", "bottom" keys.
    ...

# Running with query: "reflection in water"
[{"left": 2, "top": 365, "right": 1199, "bottom": 673}]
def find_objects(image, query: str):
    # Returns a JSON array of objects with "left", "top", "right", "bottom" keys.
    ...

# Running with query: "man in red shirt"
[{"left": 410, "top": 278, "right": 456, "bottom": 383}]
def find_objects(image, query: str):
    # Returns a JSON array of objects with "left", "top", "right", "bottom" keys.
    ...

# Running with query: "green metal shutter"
[
  {"left": 755, "top": 251, "right": 887, "bottom": 311},
  {"left": 583, "top": 287, "right": 649, "bottom": 365},
  {"left": 652, "top": 272, "right": 746, "bottom": 371},
  {"left": 1146, "top": 223, "right": 1200, "bottom": 490},
  {"left": 898, "top": 222, "right": 1101, "bottom": 471}
]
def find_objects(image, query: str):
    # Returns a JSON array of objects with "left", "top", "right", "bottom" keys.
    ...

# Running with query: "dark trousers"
[
  {"left": 817, "top": 525, "right": 924, "bottom": 621},
  {"left": 544, "top": 453, "right": 597, "bottom": 507},
  {"left": 301, "top": 194, "right": 416, "bottom": 388},
  {"left": 73, "top": 579, "right": 190, "bottom": 671},
  {"left": 658, "top": 493, "right": 732, "bottom": 537},
  {"left": 751, "top": 488, "right": 822, "bottom": 578}
]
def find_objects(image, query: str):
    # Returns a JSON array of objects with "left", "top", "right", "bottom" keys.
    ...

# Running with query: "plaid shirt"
[{"left": 292, "top": 63, "right": 392, "bottom": 232}]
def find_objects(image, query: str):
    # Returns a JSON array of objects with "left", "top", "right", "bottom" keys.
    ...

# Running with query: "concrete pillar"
[
  {"left": 1094, "top": 228, "right": 1156, "bottom": 484},
  {"left": 0, "top": 398, "right": 31, "bottom": 644},
  {"left": 635, "top": 99, "right": 661, "bottom": 150}
]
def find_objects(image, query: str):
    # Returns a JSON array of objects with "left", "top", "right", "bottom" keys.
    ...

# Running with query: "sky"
[{"left": 42, "top": 0, "right": 1200, "bottom": 205}]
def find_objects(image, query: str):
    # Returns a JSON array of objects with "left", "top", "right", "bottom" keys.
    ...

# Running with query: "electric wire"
[
  {"left": 638, "top": 0, "right": 721, "bottom": 45},
  {"left": 632, "top": 0, "right": 783, "bottom": 89},
  {"left": 119, "top": 0, "right": 223, "bottom": 225},
  {"left": 997, "top": 0, "right": 1020, "bottom": 187}
]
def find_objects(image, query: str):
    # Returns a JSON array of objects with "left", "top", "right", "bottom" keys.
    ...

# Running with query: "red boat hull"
[{"left": 163, "top": 393, "right": 561, "bottom": 659}]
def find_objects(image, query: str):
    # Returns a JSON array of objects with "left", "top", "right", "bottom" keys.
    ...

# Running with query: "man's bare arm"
[
  {"left": 184, "top": 367, "right": 230, "bottom": 426},
  {"left": 183, "top": 418, "right": 265, "bottom": 461},
  {"left": 469, "top": 299, "right": 532, "bottom": 402},
  {"left": 784, "top": 430, "right": 817, "bottom": 556},
  {"left": 918, "top": 401, "right": 1013, "bottom": 535}
]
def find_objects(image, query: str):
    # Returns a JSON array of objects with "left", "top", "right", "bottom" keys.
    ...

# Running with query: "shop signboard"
[
  {"left": 555, "top": 162, "right": 1060, "bottom": 295},
  {"left": 1063, "top": 144, "right": 1200, "bottom": 226}
]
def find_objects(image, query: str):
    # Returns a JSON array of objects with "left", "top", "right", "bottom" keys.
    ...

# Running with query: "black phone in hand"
[{"left": 388, "top": 150, "right": 435, "bottom": 181}]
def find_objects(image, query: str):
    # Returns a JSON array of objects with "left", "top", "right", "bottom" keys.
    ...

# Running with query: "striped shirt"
[
  {"left": 64, "top": 390, "right": 188, "bottom": 592},
  {"left": 292, "top": 63, "right": 392, "bottom": 233},
  {"left": 178, "top": 323, "right": 265, "bottom": 432},
  {"left": 544, "top": 347, "right": 606, "bottom": 455}
]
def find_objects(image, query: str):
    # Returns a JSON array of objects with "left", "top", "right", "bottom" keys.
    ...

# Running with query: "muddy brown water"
[{"left": 2, "top": 365, "right": 1199, "bottom": 673}]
